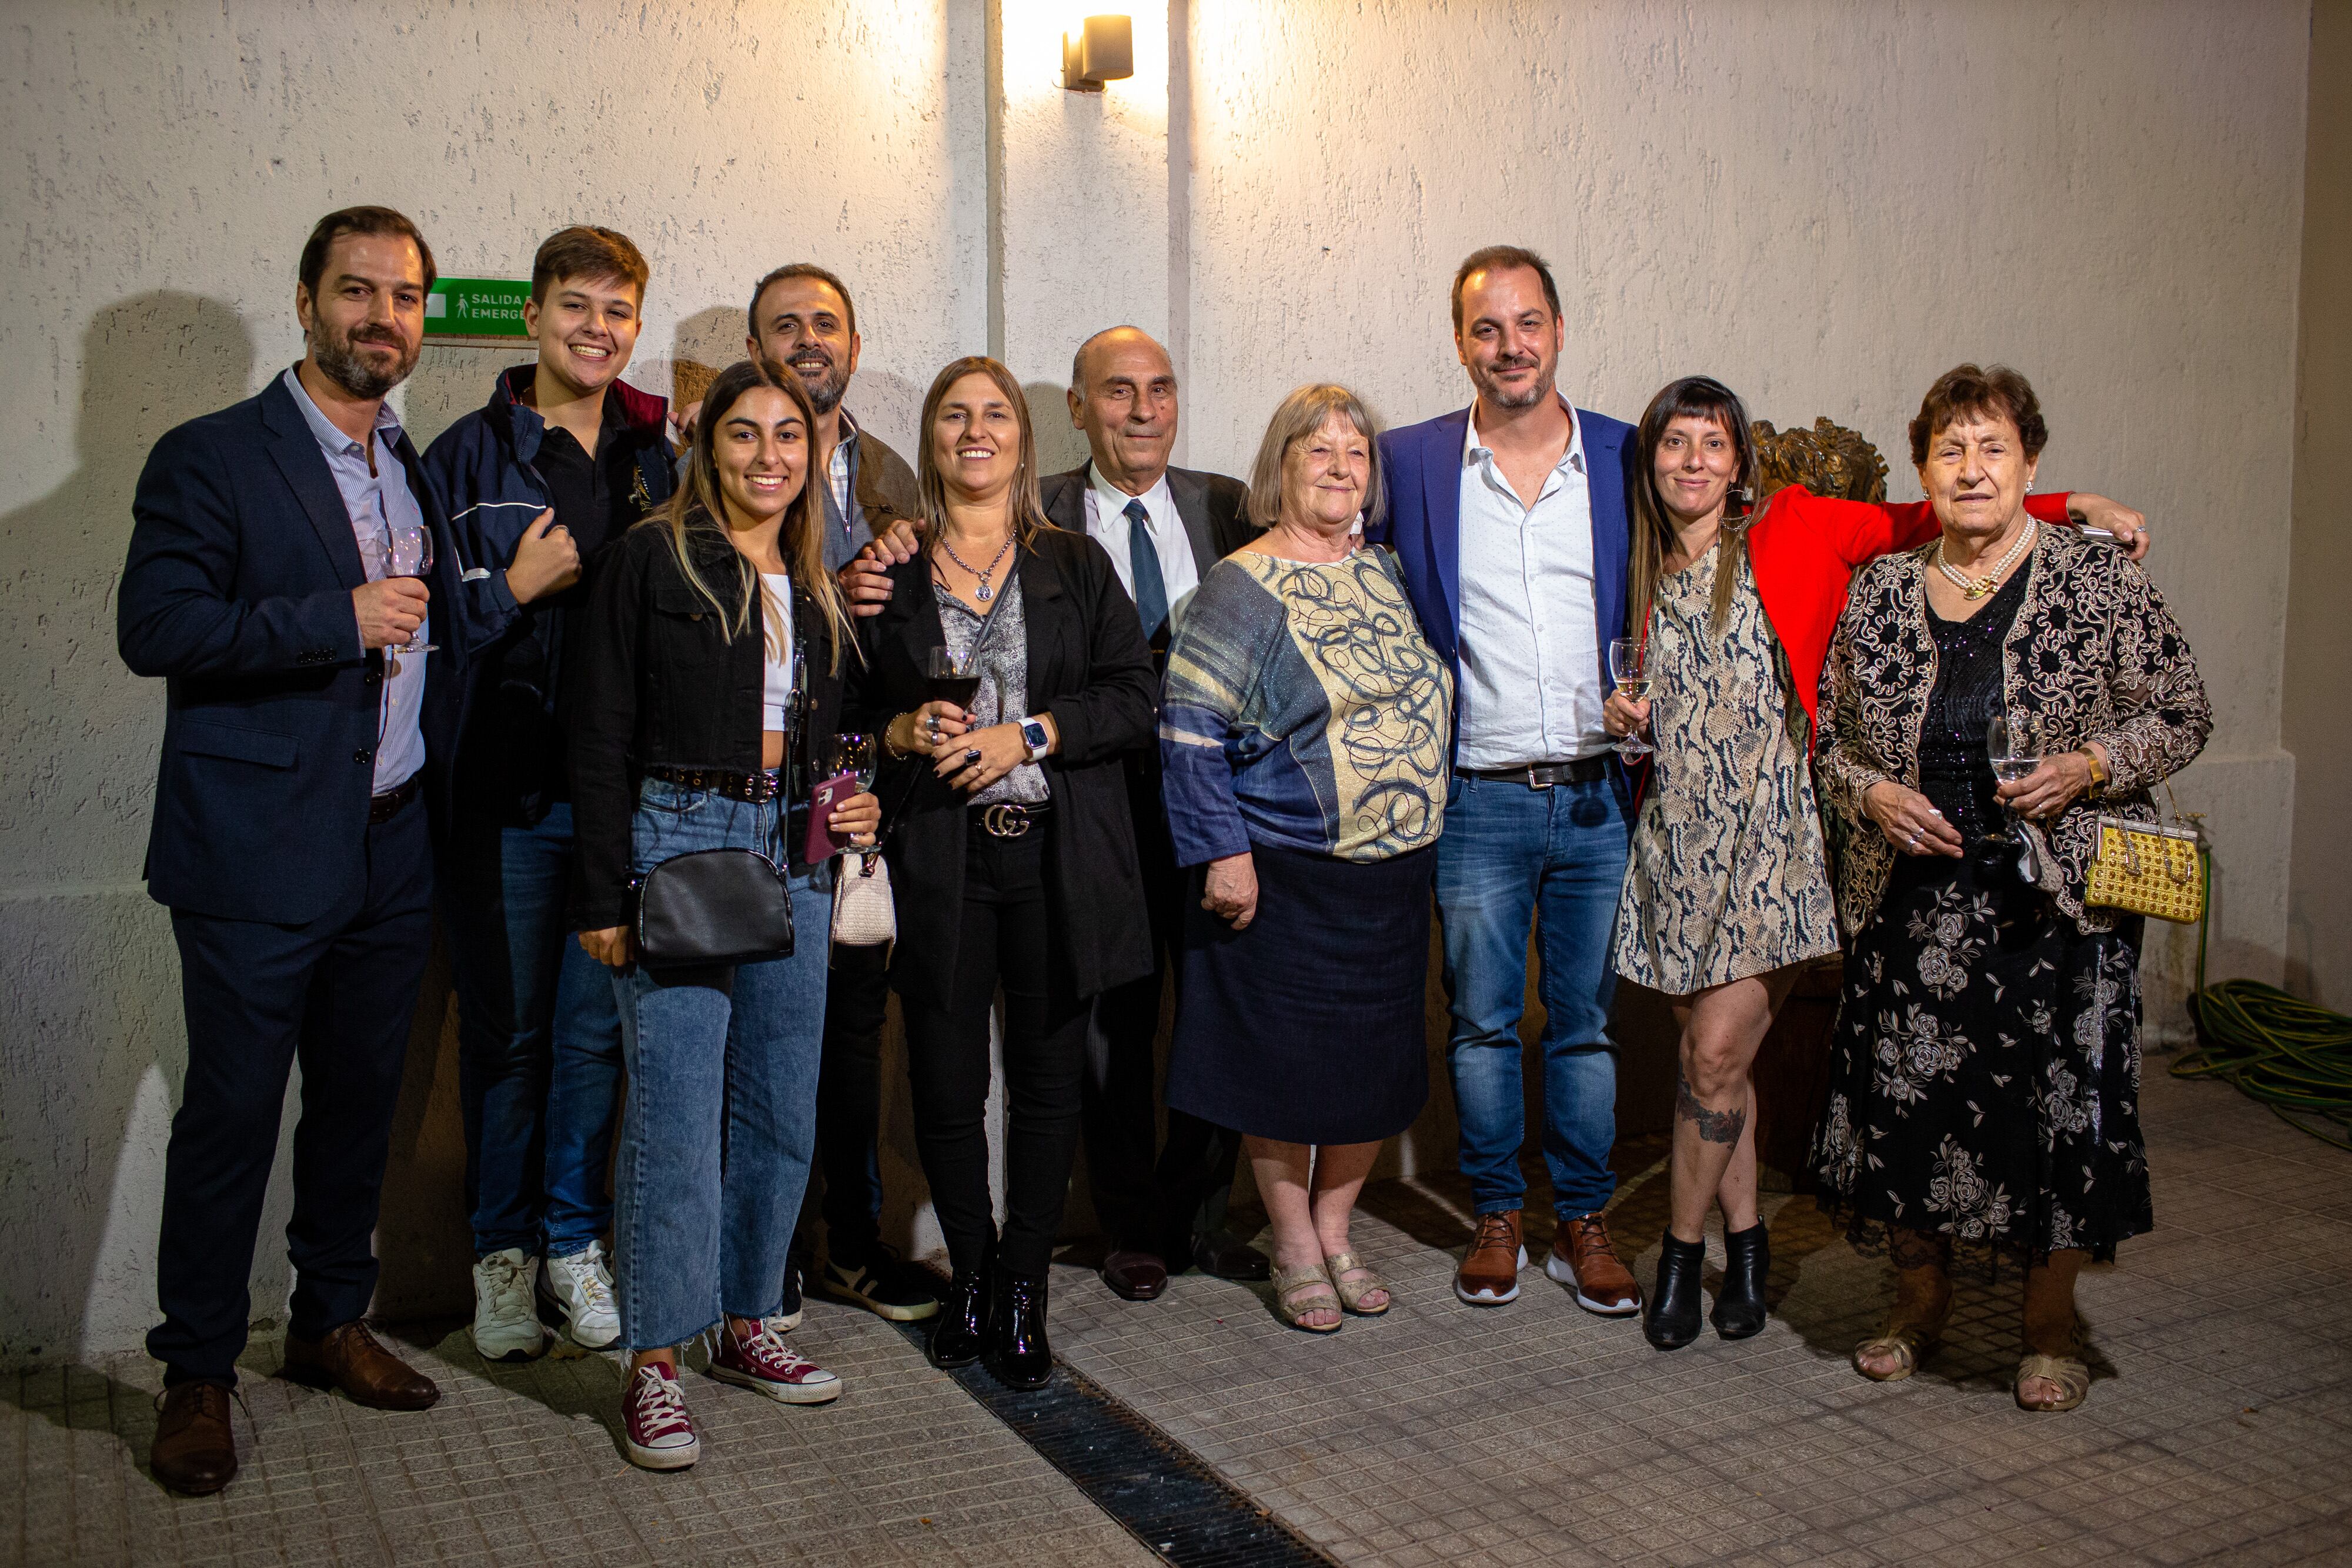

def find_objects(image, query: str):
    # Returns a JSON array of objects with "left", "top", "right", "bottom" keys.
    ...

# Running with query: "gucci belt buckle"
[{"left": 983, "top": 803, "right": 1031, "bottom": 838}]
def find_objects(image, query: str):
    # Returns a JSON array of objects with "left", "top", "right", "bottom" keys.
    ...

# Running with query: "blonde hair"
[
  {"left": 1245, "top": 383, "right": 1385, "bottom": 531},
  {"left": 650, "top": 358, "right": 851, "bottom": 671}
]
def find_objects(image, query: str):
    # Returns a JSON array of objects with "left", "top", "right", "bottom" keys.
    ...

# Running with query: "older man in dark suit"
[
  {"left": 1038, "top": 326, "right": 1267, "bottom": 1301},
  {"left": 118, "top": 207, "right": 466, "bottom": 1495}
]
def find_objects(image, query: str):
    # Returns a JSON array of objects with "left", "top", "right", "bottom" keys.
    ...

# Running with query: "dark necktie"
[{"left": 1124, "top": 497, "right": 1169, "bottom": 644}]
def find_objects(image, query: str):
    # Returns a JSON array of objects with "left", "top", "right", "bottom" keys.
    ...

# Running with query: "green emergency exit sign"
[{"left": 426, "top": 278, "right": 533, "bottom": 344}]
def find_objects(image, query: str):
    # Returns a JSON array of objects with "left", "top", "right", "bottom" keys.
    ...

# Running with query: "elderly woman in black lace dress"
[{"left": 1812, "top": 365, "right": 2210, "bottom": 1413}]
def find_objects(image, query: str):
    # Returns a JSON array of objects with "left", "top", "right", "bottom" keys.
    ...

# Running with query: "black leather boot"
[
  {"left": 927, "top": 1261, "right": 991, "bottom": 1370},
  {"left": 1643, "top": 1233, "right": 1706, "bottom": 1350},
  {"left": 1710, "top": 1222, "right": 1770, "bottom": 1340},
  {"left": 988, "top": 1271, "right": 1054, "bottom": 1390}
]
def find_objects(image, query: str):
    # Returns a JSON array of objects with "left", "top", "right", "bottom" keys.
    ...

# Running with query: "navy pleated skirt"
[{"left": 1167, "top": 840, "right": 1433, "bottom": 1146}]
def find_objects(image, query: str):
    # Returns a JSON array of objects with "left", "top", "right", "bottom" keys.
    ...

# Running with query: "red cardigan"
[{"left": 1741, "top": 486, "right": 2076, "bottom": 745}]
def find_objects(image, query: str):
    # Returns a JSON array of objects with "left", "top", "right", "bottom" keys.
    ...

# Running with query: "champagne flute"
[
  {"left": 1608, "top": 636, "right": 1652, "bottom": 758},
  {"left": 389, "top": 516, "right": 437, "bottom": 656},
  {"left": 1987, "top": 710, "right": 2040, "bottom": 877}
]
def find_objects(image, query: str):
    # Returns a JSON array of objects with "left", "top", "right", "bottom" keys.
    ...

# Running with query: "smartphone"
[
  {"left": 805, "top": 770, "right": 860, "bottom": 863},
  {"left": 2078, "top": 525, "right": 2118, "bottom": 546}
]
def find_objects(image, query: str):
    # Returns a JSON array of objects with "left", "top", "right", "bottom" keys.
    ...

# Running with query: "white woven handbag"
[{"left": 830, "top": 848, "right": 897, "bottom": 952}]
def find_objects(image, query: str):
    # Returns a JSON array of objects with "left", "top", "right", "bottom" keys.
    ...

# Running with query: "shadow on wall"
[{"left": 1024, "top": 382, "right": 1090, "bottom": 479}]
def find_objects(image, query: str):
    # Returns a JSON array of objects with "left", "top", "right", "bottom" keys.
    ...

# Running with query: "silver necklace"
[
  {"left": 940, "top": 531, "right": 1013, "bottom": 601},
  {"left": 1935, "top": 521, "right": 2034, "bottom": 600}
]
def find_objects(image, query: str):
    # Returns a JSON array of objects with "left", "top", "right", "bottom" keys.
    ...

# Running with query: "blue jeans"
[
  {"left": 609, "top": 781, "right": 830, "bottom": 1352},
  {"left": 1434, "top": 770, "right": 1633, "bottom": 1220},
  {"left": 443, "top": 801, "right": 625, "bottom": 1258}
]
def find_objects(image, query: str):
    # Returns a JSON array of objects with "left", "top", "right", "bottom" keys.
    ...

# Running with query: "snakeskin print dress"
[{"left": 1612, "top": 548, "right": 1840, "bottom": 994}]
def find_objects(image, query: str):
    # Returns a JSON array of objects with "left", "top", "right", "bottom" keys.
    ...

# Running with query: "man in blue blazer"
[
  {"left": 118, "top": 208, "right": 465, "bottom": 1495},
  {"left": 1367, "top": 246, "right": 1643, "bottom": 1319}
]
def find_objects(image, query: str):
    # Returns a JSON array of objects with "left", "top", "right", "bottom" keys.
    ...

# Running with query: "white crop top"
[{"left": 760, "top": 573, "right": 796, "bottom": 731}]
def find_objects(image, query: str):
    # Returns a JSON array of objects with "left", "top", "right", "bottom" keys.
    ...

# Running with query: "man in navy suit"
[
  {"left": 118, "top": 206, "right": 465, "bottom": 1495},
  {"left": 1367, "top": 246, "right": 1645, "bottom": 1319}
]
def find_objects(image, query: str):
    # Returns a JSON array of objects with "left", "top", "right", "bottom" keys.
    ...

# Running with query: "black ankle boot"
[
  {"left": 1644, "top": 1233, "right": 1706, "bottom": 1350},
  {"left": 927, "top": 1264, "right": 990, "bottom": 1369},
  {"left": 988, "top": 1271, "right": 1053, "bottom": 1390},
  {"left": 1710, "top": 1222, "right": 1769, "bottom": 1340}
]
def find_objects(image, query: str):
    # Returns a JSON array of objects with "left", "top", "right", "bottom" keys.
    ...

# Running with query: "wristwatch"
[
  {"left": 2078, "top": 748, "right": 2109, "bottom": 797},
  {"left": 1019, "top": 717, "right": 1051, "bottom": 762}
]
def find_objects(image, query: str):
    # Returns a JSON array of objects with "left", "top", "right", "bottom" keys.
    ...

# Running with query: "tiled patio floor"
[{"left": 9, "top": 1062, "right": 2350, "bottom": 1566}]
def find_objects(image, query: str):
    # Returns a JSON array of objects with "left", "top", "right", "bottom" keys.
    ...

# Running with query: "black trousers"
[
  {"left": 149, "top": 796, "right": 434, "bottom": 1387},
  {"left": 1081, "top": 757, "right": 1244, "bottom": 1258},
  {"left": 807, "top": 938, "right": 893, "bottom": 1266},
  {"left": 898, "top": 823, "right": 1088, "bottom": 1281}
]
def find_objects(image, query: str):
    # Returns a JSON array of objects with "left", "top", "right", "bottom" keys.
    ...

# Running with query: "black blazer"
[
  {"left": 117, "top": 372, "right": 466, "bottom": 924},
  {"left": 1037, "top": 462, "right": 1259, "bottom": 597},
  {"left": 564, "top": 520, "right": 848, "bottom": 929},
  {"left": 847, "top": 527, "right": 1157, "bottom": 1006}
]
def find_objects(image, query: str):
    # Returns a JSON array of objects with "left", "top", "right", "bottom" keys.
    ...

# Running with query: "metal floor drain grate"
[{"left": 887, "top": 1316, "right": 1337, "bottom": 1567}]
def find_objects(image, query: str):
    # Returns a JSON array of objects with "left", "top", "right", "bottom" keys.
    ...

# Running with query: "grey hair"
[
  {"left": 1068, "top": 325, "right": 1170, "bottom": 396},
  {"left": 1245, "top": 383, "right": 1386, "bottom": 531}
]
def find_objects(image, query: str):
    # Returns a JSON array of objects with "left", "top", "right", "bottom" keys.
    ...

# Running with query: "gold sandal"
[
  {"left": 1853, "top": 1319, "right": 1943, "bottom": 1382},
  {"left": 1322, "top": 1252, "right": 1389, "bottom": 1316},
  {"left": 2014, "top": 1353, "right": 2090, "bottom": 1412},
  {"left": 1270, "top": 1263, "right": 1342, "bottom": 1333}
]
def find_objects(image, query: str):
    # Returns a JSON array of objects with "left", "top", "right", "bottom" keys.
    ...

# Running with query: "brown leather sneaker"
[
  {"left": 1545, "top": 1211, "right": 1642, "bottom": 1315},
  {"left": 281, "top": 1321, "right": 440, "bottom": 1410},
  {"left": 1454, "top": 1209, "right": 1527, "bottom": 1305},
  {"left": 151, "top": 1382, "right": 237, "bottom": 1495}
]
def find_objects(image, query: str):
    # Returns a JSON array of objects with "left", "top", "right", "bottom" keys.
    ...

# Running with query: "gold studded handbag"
[{"left": 2084, "top": 785, "right": 2204, "bottom": 924}]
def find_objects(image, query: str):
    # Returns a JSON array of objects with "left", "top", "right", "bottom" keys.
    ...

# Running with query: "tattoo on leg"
[{"left": 1676, "top": 1072, "right": 1747, "bottom": 1146}]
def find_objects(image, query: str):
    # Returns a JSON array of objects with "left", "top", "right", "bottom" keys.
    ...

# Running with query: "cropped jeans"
[
  {"left": 1434, "top": 770, "right": 1633, "bottom": 1221},
  {"left": 608, "top": 780, "right": 831, "bottom": 1353}
]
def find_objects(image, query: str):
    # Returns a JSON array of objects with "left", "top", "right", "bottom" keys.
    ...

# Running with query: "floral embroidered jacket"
[{"left": 1815, "top": 523, "right": 2211, "bottom": 936}]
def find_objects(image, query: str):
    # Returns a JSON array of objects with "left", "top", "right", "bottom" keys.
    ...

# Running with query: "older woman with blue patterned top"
[{"left": 1160, "top": 384, "right": 1452, "bottom": 1333}]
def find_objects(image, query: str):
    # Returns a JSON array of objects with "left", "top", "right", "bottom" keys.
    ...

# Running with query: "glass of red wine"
[{"left": 925, "top": 644, "right": 981, "bottom": 712}]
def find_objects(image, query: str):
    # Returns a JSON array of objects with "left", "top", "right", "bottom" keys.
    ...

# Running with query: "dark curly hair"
[{"left": 1909, "top": 363, "right": 2047, "bottom": 466}]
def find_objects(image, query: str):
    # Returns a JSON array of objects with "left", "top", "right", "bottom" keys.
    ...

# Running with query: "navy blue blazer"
[
  {"left": 118, "top": 372, "right": 465, "bottom": 924},
  {"left": 1368, "top": 403, "right": 1636, "bottom": 761}
]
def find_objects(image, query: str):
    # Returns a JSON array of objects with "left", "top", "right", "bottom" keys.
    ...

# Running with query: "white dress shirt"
[
  {"left": 1452, "top": 400, "right": 1608, "bottom": 768},
  {"left": 1083, "top": 467, "right": 1204, "bottom": 632}
]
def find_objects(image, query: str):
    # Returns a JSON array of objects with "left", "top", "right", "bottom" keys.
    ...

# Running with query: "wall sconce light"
[{"left": 1061, "top": 14, "right": 1133, "bottom": 92}]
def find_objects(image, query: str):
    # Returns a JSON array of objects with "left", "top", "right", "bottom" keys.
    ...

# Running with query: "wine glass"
[
  {"left": 389, "top": 516, "right": 437, "bottom": 656},
  {"left": 834, "top": 732, "right": 876, "bottom": 790},
  {"left": 924, "top": 644, "right": 981, "bottom": 713},
  {"left": 1608, "top": 636, "right": 1652, "bottom": 758},
  {"left": 1987, "top": 710, "right": 2040, "bottom": 875}
]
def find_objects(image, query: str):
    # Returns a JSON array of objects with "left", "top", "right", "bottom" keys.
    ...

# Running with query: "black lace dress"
[{"left": 1812, "top": 567, "right": 2151, "bottom": 1279}]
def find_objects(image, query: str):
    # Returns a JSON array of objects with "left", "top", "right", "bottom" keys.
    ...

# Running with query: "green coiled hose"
[{"left": 2170, "top": 848, "right": 2352, "bottom": 1151}]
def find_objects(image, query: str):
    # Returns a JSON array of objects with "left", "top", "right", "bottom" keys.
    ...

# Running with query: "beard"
[
  {"left": 1474, "top": 357, "right": 1552, "bottom": 410},
  {"left": 312, "top": 322, "right": 419, "bottom": 399},
  {"left": 771, "top": 349, "right": 850, "bottom": 415}
]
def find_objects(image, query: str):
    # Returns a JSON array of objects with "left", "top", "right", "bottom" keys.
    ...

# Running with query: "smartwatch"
[{"left": 1019, "top": 717, "right": 1051, "bottom": 762}]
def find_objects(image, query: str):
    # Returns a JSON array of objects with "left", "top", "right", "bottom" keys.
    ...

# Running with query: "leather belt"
[
  {"left": 974, "top": 801, "right": 1051, "bottom": 839},
  {"left": 368, "top": 774, "right": 421, "bottom": 824},
  {"left": 646, "top": 765, "right": 786, "bottom": 803},
  {"left": 1461, "top": 758, "right": 1611, "bottom": 789}
]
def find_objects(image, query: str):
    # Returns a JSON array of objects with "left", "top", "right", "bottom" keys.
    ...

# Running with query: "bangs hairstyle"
[
  {"left": 298, "top": 205, "right": 437, "bottom": 297},
  {"left": 1245, "top": 383, "right": 1386, "bottom": 531},
  {"left": 652, "top": 358, "right": 853, "bottom": 672},
  {"left": 530, "top": 225, "right": 649, "bottom": 304},
  {"left": 747, "top": 262, "right": 856, "bottom": 341},
  {"left": 1629, "top": 376, "right": 1760, "bottom": 637},
  {"left": 914, "top": 356, "right": 1050, "bottom": 549},
  {"left": 1909, "top": 363, "right": 2047, "bottom": 466},
  {"left": 1450, "top": 244, "right": 1561, "bottom": 334}
]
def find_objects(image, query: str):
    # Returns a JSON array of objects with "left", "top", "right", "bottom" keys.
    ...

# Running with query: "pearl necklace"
[{"left": 1935, "top": 521, "right": 2034, "bottom": 600}]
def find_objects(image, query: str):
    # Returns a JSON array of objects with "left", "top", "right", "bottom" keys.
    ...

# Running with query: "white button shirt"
[
  {"left": 1452, "top": 401, "right": 1608, "bottom": 768},
  {"left": 1083, "top": 467, "right": 1203, "bottom": 632}
]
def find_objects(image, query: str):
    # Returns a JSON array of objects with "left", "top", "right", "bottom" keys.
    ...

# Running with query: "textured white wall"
[{"left": 0, "top": 0, "right": 2319, "bottom": 1365}]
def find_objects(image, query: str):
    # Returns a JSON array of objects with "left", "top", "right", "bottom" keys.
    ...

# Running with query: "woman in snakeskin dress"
[{"left": 1602, "top": 377, "right": 2139, "bottom": 1353}]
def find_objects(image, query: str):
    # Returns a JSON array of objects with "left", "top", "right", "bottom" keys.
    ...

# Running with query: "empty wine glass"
[
  {"left": 1608, "top": 636, "right": 1652, "bottom": 758},
  {"left": 1986, "top": 710, "right": 2040, "bottom": 877},
  {"left": 834, "top": 732, "right": 876, "bottom": 790}
]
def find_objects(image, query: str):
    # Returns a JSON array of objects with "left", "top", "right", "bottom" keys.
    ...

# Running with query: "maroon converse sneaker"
[
  {"left": 707, "top": 1320, "right": 843, "bottom": 1405},
  {"left": 622, "top": 1363, "right": 699, "bottom": 1470}
]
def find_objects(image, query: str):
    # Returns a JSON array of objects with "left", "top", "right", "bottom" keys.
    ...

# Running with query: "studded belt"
[{"left": 646, "top": 765, "right": 786, "bottom": 803}]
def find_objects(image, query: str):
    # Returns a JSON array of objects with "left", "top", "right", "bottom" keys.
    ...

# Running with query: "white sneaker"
[
  {"left": 540, "top": 1242, "right": 622, "bottom": 1349},
  {"left": 471, "top": 1248, "right": 547, "bottom": 1361}
]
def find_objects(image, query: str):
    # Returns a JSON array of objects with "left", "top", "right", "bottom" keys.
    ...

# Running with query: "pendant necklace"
[
  {"left": 1935, "top": 520, "right": 2034, "bottom": 600},
  {"left": 940, "top": 531, "right": 1013, "bottom": 601}
]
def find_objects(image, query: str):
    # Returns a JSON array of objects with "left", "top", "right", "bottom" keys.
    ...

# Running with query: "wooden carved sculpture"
[{"left": 1749, "top": 416, "right": 1889, "bottom": 506}]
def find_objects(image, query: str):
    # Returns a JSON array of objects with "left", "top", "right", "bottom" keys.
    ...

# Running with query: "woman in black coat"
[{"left": 847, "top": 356, "right": 1155, "bottom": 1389}]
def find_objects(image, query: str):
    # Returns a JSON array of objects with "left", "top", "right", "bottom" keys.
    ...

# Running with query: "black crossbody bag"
[{"left": 629, "top": 609, "right": 807, "bottom": 969}]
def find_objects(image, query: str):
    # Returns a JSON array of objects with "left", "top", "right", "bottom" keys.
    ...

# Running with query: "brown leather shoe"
[
  {"left": 151, "top": 1383, "right": 237, "bottom": 1495},
  {"left": 1454, "top": 1209, "right": 1526, "bottom": 1305},
  {"left": 1188, "top": 1229, "right": 1271, "bottom": 1282},
  {"left": 280, "top": 1321, "right": 440, "bottom": 1410},
  {"left": 1545, "top": 1211, "right": 1642, "bottom": 1315},
  {"left": 1100, "top": 1249, "right": 1168, "bottom": 1301}
]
